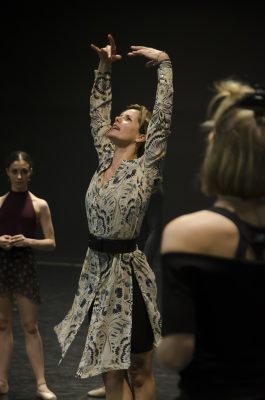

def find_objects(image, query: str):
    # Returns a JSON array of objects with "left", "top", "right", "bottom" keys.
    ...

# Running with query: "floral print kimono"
[{"left": 54, "top": 59, "right": 173, "bottom": 378}]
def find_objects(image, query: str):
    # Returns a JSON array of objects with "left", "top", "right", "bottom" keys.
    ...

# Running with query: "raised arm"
[
  {"left": 90, "top": 34, "right": 122, "bottom": 162},
  {"left": 128, "top": 46, "right": 173, "bottom": 168}
]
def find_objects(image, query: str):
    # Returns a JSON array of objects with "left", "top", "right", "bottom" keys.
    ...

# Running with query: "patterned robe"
[{"left": 54, "top": 60, "right": 173, "bottom": 378}]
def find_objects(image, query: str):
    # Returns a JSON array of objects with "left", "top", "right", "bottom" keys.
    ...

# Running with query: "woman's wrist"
[
  {"left": 98, "top": 60, "right": 112, "bottom": 73},
  {"left": 157, "top": 51, "right": 170, "bottom": 63}
]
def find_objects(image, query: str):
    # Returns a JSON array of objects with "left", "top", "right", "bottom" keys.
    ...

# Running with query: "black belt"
[{"left": 88, "top": 233, "right": 137, "bottom": 254}]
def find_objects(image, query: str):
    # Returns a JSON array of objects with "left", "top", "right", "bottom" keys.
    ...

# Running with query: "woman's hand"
[
  {"left": 10, "top": 234, "right": 29, "bottom": 247},
  {"left": 128, "top": 46, "right": 169, "bottom": 67},
  {"left": 0, "top": 234, "right": 12, "bottom": 250},
  {"left": 91, "top": 33, "right": 122, "bottom": 64}
]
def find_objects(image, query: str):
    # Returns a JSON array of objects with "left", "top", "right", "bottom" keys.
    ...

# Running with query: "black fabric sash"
[{"left": 88, "top": 233, "right": 137, "bottom": 254}]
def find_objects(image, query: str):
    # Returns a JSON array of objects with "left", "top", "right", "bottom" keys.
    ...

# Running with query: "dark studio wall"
[{"left": 1, "top": 1, "right": 264, "bottom": 263}]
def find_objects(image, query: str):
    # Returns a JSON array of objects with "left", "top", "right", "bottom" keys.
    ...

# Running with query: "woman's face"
[
  {"left": 6, "top": 159, "right": 32, "bottom": 192},
  {"left": 107, "top": 109, "right": 144, "bottom": 145}
]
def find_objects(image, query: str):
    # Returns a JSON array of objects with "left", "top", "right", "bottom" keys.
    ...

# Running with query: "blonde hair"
[
  {"left": 126, "top": 104, "right": 152, "bottom": 157},
  {"left": 201, "top": 79, "right": 265, "bottom": 198},
  {"left": 126, "top": 104, "right": 152, "bottom": 132}
]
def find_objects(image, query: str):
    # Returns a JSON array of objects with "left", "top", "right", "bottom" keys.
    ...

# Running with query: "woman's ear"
[
  {"left": 135, "top": 134, "right": 146, "bottom": 143},
  {"left": 207, "top": 130, "right": 215, "bottom": 144}
]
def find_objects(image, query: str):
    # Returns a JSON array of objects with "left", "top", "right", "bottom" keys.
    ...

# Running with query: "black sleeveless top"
[
  {"left": 0, "top": 191, "right": 37, "bottom": 237},
  {"left": 161, "top": 207, "right": 265, "bottom": 400},
  {"left": 208, "top": 206, "right": 265, "bottom": 261}
]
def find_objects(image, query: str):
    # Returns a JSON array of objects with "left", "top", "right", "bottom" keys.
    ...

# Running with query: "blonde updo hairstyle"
[
  {"left": 126, "top": 104, "right": 152, "bottom": 157},
  {"left": 200, "top": 80, "right": 265, "bottom": 199}
]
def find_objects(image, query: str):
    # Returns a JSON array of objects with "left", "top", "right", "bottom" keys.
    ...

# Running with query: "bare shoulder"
[
  {"left": 161, "top": 209, "right": 238, "bottom": 256},
  {"left": 0, "top": 193, "right": 9, "bottom": 207},
  {"left": 29, "top": 192, "right": 50, "bottom": 213},
  {"left": 0, "top": 192, "right": 8, "bottom": 207},
  {"left": 162, "top": 210, "right": 216, "bottom": 249}
]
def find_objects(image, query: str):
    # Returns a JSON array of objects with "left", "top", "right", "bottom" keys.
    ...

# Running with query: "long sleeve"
[
  {"left": 144, "top": 60, "right": 174, "bottom": 169},
  {"left": 89, "top": 67, "right": 114, "bottom": 164}
]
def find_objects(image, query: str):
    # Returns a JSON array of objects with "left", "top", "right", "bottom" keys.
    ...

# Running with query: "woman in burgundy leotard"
[{"left": 0, "top": 150, "right": 57, "bottom": 400}]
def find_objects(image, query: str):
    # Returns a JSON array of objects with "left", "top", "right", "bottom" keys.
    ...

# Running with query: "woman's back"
[{"left": 161, "top": 206, "right": 265, "bottom": 399}]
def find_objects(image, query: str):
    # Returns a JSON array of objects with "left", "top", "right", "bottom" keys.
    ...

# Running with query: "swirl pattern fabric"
[{"left": 54, "top": 60, "right": 174, "bottom": 378}]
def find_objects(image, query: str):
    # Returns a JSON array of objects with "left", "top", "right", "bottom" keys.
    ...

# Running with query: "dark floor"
[{"left": 4, "top": 263, "right": 179, "bottom": 400}]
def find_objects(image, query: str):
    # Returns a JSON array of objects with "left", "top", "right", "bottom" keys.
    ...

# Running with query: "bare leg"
[
  {"left": 129, "top": 350, "right": 156, "bottom": 400},
  {"left": 17, "top": 294, "right": 56, "bottom": 399},
  {"left": 88, "top": 372, "right": 132, "bottom": 398},
  {"left": 0, "top": 295, "right": 13, "bottom": 393},
  {"left": 102, "top": 370, "right": 133, "bottom": 400}
]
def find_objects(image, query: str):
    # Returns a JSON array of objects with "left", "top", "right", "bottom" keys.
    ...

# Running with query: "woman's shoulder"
[
  {"left": 0, "top": 193, "right": 9, "bottom": 207},
  {"left": 161, "top": 209, "right": 239, "bottom": 257},
  {"left": 28, "top": 192, "right": 49, "bottom": 210}
]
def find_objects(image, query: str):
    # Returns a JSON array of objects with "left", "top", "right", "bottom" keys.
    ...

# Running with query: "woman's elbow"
[
  {"left": 156, "top": 334, "right": 195, "bottom": 371},
  {"left": 48, "top": 239, "right": 56, "bottom": 251}
]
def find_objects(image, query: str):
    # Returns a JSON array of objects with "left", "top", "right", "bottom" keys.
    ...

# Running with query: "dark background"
[{"left": 1, "top": 1, "right": 264, "bottom": 264}]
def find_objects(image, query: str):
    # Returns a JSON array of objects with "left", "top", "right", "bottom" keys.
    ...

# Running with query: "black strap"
[
  {"left": 208, "top": 206, "right": 265, "bottom": 260},
  {"left": 88, "top": 233, "right": 137, "bottom": 254}
]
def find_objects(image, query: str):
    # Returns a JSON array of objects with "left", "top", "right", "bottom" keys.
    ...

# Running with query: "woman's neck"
[
  {"left": 113, "top": 146, "right": 137, "bottom": 164},
  {"left": 10, "top": 186, "right": 28, "bottom": 193},
  {"left": 215, "top": 195, "right": 265, "bottom": 226}
]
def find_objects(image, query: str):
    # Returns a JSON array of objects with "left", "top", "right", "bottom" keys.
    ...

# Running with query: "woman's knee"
[
  {"left": 0, "top": 316, "right": 12, "bottom": 332},
  {"left": 21, "top": 319, "right": 39, "bottom": 335},
  {"left": 0, "top": 297, "right": 13, "bottom": 331},
  {"left": 129, "top": 353, "right": 153, "bottom": 387},
  {"left": 103, "top": 370, "right": 126, "bottom": 389}
]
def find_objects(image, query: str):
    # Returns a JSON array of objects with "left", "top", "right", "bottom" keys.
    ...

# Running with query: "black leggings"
[{"left": 131, "top": 268, "right": 154, "bottom": 353}]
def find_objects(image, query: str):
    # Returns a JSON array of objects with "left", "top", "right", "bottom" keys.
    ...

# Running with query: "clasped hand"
[{"left": 0, "top": 234, "right": 28, "bottom": 250}]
